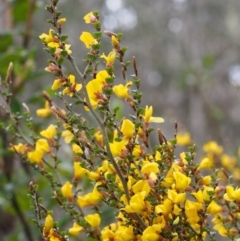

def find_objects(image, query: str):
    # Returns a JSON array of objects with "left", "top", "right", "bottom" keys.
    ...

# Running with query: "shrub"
[{"left": 1, "top": 1, "right": 240, "bottom": 241}]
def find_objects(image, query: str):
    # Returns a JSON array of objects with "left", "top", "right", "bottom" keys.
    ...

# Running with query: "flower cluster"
[{"left": 5, "top": 1, "right": 240, "bottom": 241}]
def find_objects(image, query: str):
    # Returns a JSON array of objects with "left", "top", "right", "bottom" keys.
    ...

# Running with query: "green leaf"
[
  {"left": 0, "top": 33, "right": 13, "bottom": 52},
  {"left": 13, "top": 0, "right": 31, "bottom": 23},
  {"left": 10, "top": 97, "right": 22, "bottom": 113},
  {"left": 60, "top": 35, "right": 68, "bottom": 41},
  {"left": 105, "top": 77, "right": 115, "bottom": 84},
  {"left": 122, "top": 46, "right": 128, "bottom": 54},
  {"left": 93, "top": 31, "right": 102, "bottom": 39}
]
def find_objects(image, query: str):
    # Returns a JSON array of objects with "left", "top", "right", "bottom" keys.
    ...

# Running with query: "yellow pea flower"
[
  {"left": 74, "top": 162, "right": 87, "bottom": 180},
  {"left": 141, "top": 162, "right": 159, "bottom": 175},
  {"left": 143, "top": 105, "right": 164, "bottom": 124},
  {"left": 51, "top": 78, "right": 62, "bottom": 90},
  {"left": 185, "top": 199, "right": 203, "bottom": 226},
  {"left": 224, "top": 186, "right": 240, "bottom": 202},
  {"left": 192, "top": 190, "right": 204, "bottom": 204},
  {"left": 206, "top": 200, "right": 222, "bottom": 215},
  {"left": 155, "top": 198, "right": 172, "bottom": 216},
  {"left": 72, "top": 143, "right": 83, "bottom": 154},
  {"left": 113, "top": 81, "right": 132, "bottom": 99},
  {"left": 10, "top": 143, "right": 27, "bottom": 155},
  {"left": 40, "top": 124, "right": 56, "bottom": 139},
  {"left": 62, "top": 129, "right": 74, "bottom": 143},
  {"left": 121, "top": 119, "right": 135, "bottom": 139},
  {"left": 198, "top": 175, "right": 212, "bottom": 186},
  {"left": 79, "top": 32, "right": 98, "bottom": 49},
  {"left": 132, "top": 180, "right": 150, "bottom": 196},
  {"left": 62, "top": 74, "right": 82, "bottom": 97},
  {"left": 27, "top": 150, "right": 44, "bottom": 164},
  {"left": 84, "top": 11, "right": 97, "bottom": 23},
  {"left": 61, "top": 181, "right": 73, "bottom": 201},
  {"left": 36, "top": 139, "right": 50, "bottom": 153},
  {"left": 69, "top": 222, "right": 83, "bottom": 236},
  {"left": 77, "top": 183, "right": 102, "bottom": 208},
  {"left": 36, "top": 101, "right": 52, "bottom": 118},
  {"left": 84, "top": 213, "right": 101, "bottom": 228},
  {"left": 197, "top": 157, "right": 212, "bottom": 170},
  {"left": 176, "top": 132, "right": 191, "bottom": 146},
  {"left": 203, "top": 141, "right": 223, "bottom": 155},
  {"left": 109, "top": 139, "right": 127, "bottom": 157},
  {"left": 142, "top": 224, "right": 162, "bottom": 241},
  {"left": 85, "top": 70, "right": 110, "bottom": 109},
  {"left": 43, "top": 214, "right": 53, "bottom": 235},
  {"left": 124, "top": 191, "right": 147, "bottom": 213},
  {"left": 111, "top": 35, "right": 120, "bottom": 50},
  {"left": 57, "top": 18, "right": 66, "bottom": 27},
  {"left": 87, "top": 171, "right": 100, "bottom": 181},
  {"left": 94, "top": 130, "right": 103, "bottom": 146},
  {"left": 168, "top": 189, "right": 186, "bottom": 204},
  {"left": 39, "top": 29, "right": 56, "bottom": 45},
  {"left": 100, "top": 50, "right": 116, "bottom": 67},
  {"left": 173, "top": 171, "right": 191, "bottom": 192}
]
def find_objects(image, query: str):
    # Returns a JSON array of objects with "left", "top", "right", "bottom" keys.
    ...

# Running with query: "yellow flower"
[
  {"left": 77, "top": 183, "right": 102, "bottom": 207},
  {"left": 51, "top": 78, "right": 62, "bottom": 90},
  {"left": 74, "top": 162, "right": 87, "bottom": 180},
  {"left": 155, "top": 199, "right": 172, "bottom": 216},
  {"left": 61, "top": 181, "right": 73, "bottom": 201},
  {"left": 124, "top": 191, "right": 147, "bottom": 214},
  {"left": 39, "top": 29, "right": 57, "bottom": 45},
  {"left": 206, "top": 200, "right": 222, "bottom": 215},
  {"left": 213, "top": 223, "right": 228, "bottom": 237},
  {"left": 113, "top": 81, "right": 132, "bottom": 99},
  {"left": 57, "top": 18, "right": 66, "bottom": 27},
  {"left": 40, "top": 124, "right": 56, "bottom": 139},
  {"left": 100, "top": 50, "right": 116, "bottom": 67},
  {"left": 111, "top": 35, "right": 120, "bottom": 50},
  {"left": 141, "top": 162, "right": 159, "bottom": 175},
  {"left": 109, "top": 139, "right": 127, "bottom": 157},
  {"left": 177, "top": 132, "right": 191, "bottom": 146},
  {"left": 173, "top": 171, "right": 191, "bottom": 192},
  {"left": 62, "top": 74, "right": 82, "bottom": 97},
  {"left": 185, "top": 199, "right": 203, "bottom": 227},
  {"left": 197, "top": 157, "right": 212, "bottom": 170},
  {"left": 142, "top": 224, "right": 162, "bottom": 241},
  {"left": 36, "top": 139, "right": 50, "bottom": 153},
  {"left": 132, "top": 180, "right": 150, "bottom": 196},
  {"left": 87, "top": 171, "right": 100, "bottom": 181},
  {"left": 27, "top": 150, "right": 43, "bottom": 164},
  {"left": 86, "top": 70, "right": 110, "bottom": 109},
  {"left": 168, "top": 189, "right": 186, "bottom": 204},
  {"left": 11, "top": 143, "right": 27, "bottom": 155},
  {"left": 94, "top": 130, "right": 103, "bottom": 146},
  {"left": 143, "top": 105, "right": 164, "bottom": 124},
  {"left": 84, "top": 11, "right": 97, "bottom": 23},
  {"left": 224, "top": 186, "right": 240, "bottom": 202},
  {"left": 69, "top": 222, "right": 83, "bottom": 236},
  {"left": 72, "top": 143, "right": 83, "bottom": 154},
  {"left": 198, "top": 175, "right": 212, "bottom": 186},
  {"left": 121, "top": 119, "right": 135, "bottom": 139},
  {"left": 192, "top": 190, "right": 204, "bottom": 204},
  {"left": 79, "top": 32, "right": 98, "bottom": 49},
  {"left": 43, "top": 214, "right": 53, "bottom": 235},
  {"left": 203, "top": 141, "right": 223, "bottom": 155},
  {"left": 36, "top": 101, "right": 52, "bottom": 118},
  {"left": 84, "top": 213, "right": 101, "bottom": 228},
  {"left": 62, "top": 129, "right": 74, "bottom": 143},
  {"left": 221, "top": 154, "right": 236, "bottom": 170}
]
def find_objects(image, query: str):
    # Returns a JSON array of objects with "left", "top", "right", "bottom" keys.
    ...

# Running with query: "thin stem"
[{"left": 68, "top": 56, "right": 130, "bottom": 201}]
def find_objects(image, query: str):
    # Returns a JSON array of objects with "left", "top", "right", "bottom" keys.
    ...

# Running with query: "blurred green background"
[{"left": 1, "top": 0, "right": 240, "bottom": 240}]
